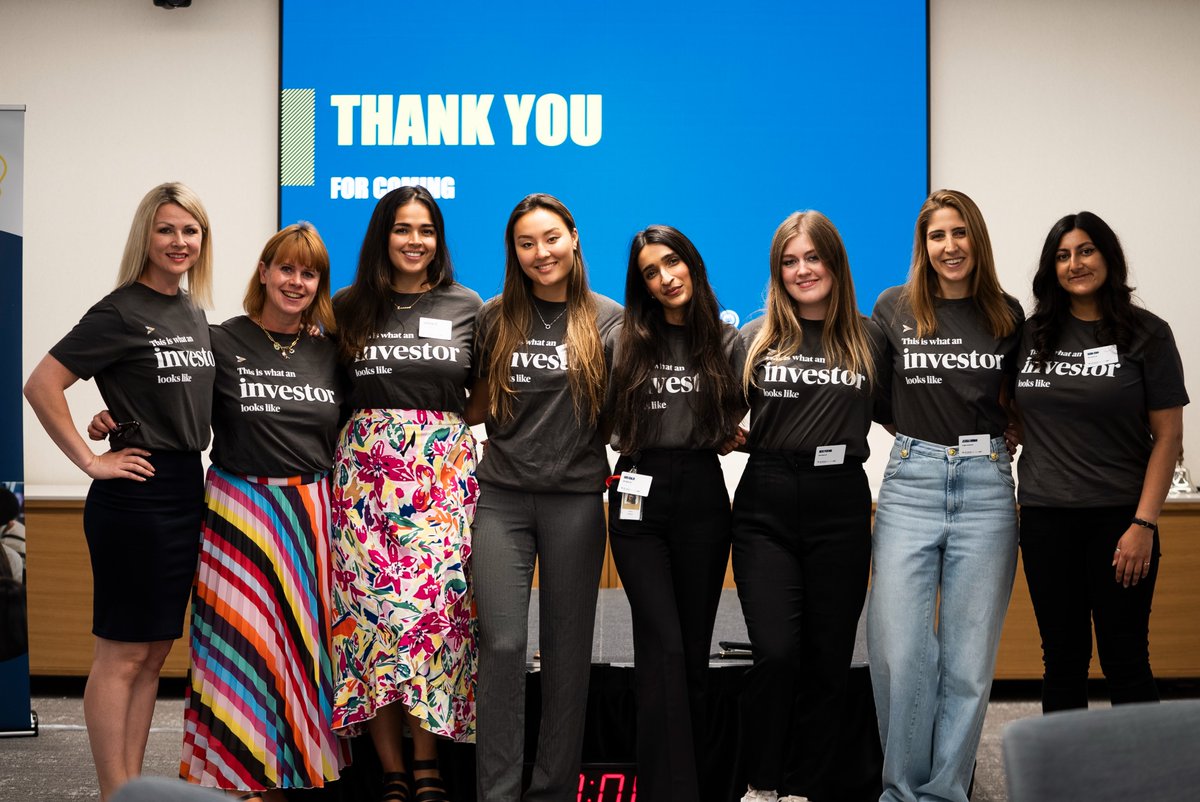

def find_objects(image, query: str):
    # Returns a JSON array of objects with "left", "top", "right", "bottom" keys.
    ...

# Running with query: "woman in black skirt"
[{"left": 24, "top": 182, "right": 216, "bottom": 801}]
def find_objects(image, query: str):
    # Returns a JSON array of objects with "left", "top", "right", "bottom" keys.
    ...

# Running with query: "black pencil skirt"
[{"left": 82, "top": 450, "right": 204, "bottom": 642}]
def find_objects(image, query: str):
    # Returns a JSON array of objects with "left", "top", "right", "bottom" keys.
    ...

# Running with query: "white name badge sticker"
[
  {"left": 617, "top": 471, "right": 653, "bottom": 497},
  {"left": 1084, "top": 345, "right": 1119, "bottom": 367},
  {"left": 419, "top": 317, "right": 452, "bottom": 340},
  {"left": 957, "top": 434, "right": 990, "bottom": 457},
  {"left": 814, "top": 444, "right": 846, "bottom": 466},
  {"left": 555, "top": 344, "right": 569, "bottom": 367}
]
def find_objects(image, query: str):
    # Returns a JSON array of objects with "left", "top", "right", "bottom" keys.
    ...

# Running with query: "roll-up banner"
[
  {"left": 279, "top": 1, "right": 930, "bottom": 316},
  {"left": 0, "top": 104, "right": 34, "bottom": 737}
]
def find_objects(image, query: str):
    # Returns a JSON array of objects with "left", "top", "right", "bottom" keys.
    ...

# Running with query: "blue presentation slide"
[{"left": 280, "top": 1, "right": 928, "bottom": 322}]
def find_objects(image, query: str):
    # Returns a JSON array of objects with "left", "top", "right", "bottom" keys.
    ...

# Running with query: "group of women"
[{"left": 23, "top": 182, "right": 1186, "bottom": 802}]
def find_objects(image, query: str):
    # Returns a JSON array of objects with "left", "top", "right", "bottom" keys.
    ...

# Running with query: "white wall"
[
  {"left": 925, "top": 0, "right": 1200, "bottom": 493},
  {"left": 6, "top": 0, "right": 1199, "bottom": 495},
  {"left": 3, "top": 0, "right": 278, "bottom": 494}
]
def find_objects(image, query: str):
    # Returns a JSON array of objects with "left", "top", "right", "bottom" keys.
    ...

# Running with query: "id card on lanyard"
[{"left": 617, "top": 468, "right": 653, "bottom": 520}]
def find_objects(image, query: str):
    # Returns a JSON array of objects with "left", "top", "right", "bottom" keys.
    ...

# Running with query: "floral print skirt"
[{"left": 330, "top": 408, "right": 479, "bottom": 741}]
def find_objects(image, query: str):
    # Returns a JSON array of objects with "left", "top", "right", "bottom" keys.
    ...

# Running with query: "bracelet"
[{"left": 1131, "top": 516, "right": 1159, "bottom": 533}]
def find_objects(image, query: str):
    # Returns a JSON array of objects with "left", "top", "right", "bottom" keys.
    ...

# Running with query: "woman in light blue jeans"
[{"left": 867, "top": 189, "right": 1024, "bottom": 802}]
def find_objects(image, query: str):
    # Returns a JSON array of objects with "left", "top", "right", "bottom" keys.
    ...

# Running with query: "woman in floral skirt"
[{"left": 331, "top": 185, "right": 482, "bottom": 802}]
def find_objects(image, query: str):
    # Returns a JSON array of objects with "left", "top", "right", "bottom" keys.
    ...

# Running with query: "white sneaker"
[
  {"left": 778, "top": 796, "right": 810, "bottom": 802},
  {"left": 741, "top": 788, "right": 778, "bottom": 802}
]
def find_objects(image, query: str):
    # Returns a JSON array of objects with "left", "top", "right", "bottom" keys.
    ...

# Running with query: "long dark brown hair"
[
  {"left": 336, "top": 186, "right": 454, "bottom": 362},
  {"left": 1029, "top": 211, "right": 1139, "bottom": 368},
  {"left": 611, "top": 225, "right": 743, "bottom": 451}
]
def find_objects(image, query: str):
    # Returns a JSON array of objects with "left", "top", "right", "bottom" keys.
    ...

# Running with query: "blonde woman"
[
  {"left": 467, "top": 194, "right": 621, "bottom": 802},
  {"left": 25, "top": 182, "right": 215, "bottom": 800}
]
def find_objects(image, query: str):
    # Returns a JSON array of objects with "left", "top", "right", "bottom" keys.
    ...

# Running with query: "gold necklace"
[
  {"left": 254, "top": 319, "right": 302, "bottom": 359},
  {"left": 394, "top": 290, "right": 428, "bottom": 311}
]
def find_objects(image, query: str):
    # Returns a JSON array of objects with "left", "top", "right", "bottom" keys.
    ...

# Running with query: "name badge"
[
  {"left": 814, "top": 444, "right": 846, "bottom": 466},
  {"left": 419, "top": 317, "right": 452, "bottom": 340},
  {"left": 556, "top": 343, "right": 569, "bottom": 367},
  {"left": 619, "top": 493, "right": 643, "bottom": 520},
  {"left": 958, "top": 434, "right": 990, "bottom": 457},
  {"left": 1083, "top": 345, "right": 1119, "bottom": 367},
  {"left": 617, "top": 471, "right": 653, "bottom": 497}
]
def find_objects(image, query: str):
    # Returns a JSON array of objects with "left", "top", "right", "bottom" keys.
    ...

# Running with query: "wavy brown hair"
[
  {"left": 901, "top": 189, "right": 1016, "bottom": 339},
  {"left": 483, "top": 194, "right": 606, "bottom": 424},
  {"left": 743, "top": 211, "right": 877, "bottom": 391}
]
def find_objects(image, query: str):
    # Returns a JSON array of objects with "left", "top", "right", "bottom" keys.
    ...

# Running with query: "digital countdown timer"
[{"left": 577, "top": 765, "right": 636, "bottom": 802}]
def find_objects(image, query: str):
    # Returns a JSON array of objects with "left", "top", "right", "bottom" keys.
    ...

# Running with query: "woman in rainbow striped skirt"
[{"left": 177, "top": 223, "right": 348, "bottom": 799}]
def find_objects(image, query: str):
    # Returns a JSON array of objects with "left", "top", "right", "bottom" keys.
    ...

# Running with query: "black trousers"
[
  {"left": 607, "top": 449, "right": 732, "bottom": 802},
  {"left": 1019, "top": 505, "right": 1161, "bottom": 712},
  {"left": 732, "top": 453, "right": 871, "bottom": 801}
]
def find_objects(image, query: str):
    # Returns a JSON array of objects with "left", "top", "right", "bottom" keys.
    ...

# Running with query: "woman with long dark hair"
[
  {"left": 466, "top": 193, "right": 622, "bottom": 802},
  {"left": 25, "top": 182, "right": 215, "bottom": 801},
  {"left": 734, "top": 211, "right": 883, "bottom": 802},
  {"left": 1016, "top": 211, "right": 1186, "bottom": 712},
  {"left": 331, "top": 185, "right": 482, "bottom": 802},
  {"left": 867, "top": 189, "right": 1023, "bottom": 802},
  {"left": 607, "top": 224, "right": 745, "bottom": 802}
]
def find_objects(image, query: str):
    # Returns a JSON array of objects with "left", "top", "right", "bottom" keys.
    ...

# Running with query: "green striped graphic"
[{"left": 280, "top": 89, "right": 315, "bottom": 187}]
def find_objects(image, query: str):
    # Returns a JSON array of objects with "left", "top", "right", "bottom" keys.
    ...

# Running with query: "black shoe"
[{"left": 411, "top": 759, "right": 449, "bottom": 802}]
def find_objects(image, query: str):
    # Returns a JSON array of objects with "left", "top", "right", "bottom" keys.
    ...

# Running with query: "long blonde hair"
[
  {"left": 116, "top": 182, "right": 213, "bottom": 307},
  {"left": 743, "top": 211, "right": 876, "bottom": 391},
  {"left": 902, "top": 189, "right": 1015, "bottom": 339},
  {"left": 484, "top": 194, "right": 606, "bottom": 424}
]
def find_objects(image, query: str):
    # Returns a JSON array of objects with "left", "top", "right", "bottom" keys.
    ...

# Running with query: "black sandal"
[
  {"left": 411, "top": 759, "right": 449, "bottom": 802},
  {"left": 381, "top": 770, "right": 411, "bottom": 802}
]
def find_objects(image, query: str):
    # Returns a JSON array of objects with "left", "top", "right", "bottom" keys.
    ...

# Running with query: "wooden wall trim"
[{"left": 22, "top": 498, "right": 1200, "bottom": 678}]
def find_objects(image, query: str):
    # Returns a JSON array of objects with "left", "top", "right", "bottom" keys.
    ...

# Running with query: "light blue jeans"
[{"left": 867, "top": 434, "right": 1018, "bottom": 802}]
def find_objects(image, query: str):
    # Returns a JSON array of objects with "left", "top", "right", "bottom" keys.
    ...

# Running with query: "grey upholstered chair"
[{"left": 1002, "top": 700, "right": 1200, "bottom": 802}]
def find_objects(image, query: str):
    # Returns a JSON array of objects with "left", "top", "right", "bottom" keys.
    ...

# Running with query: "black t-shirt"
[
  {"left": 208, "top": 316, "right": 343, "bottom": 476},
  {"left": 1015, "top": 309, "right": 1189, "bottom": 507},
  {"left": 50, "top": 283, "right": 214, "bottom": 452},
  {"left": 741, "top": 315, "right": 886, "bottom": 459},
  {"left": 475, "top": 293, "right": 623, "bottom": 493},
  {"left": 610, "top": 322, "right": 746, "bottom": 452},
  {"left": 335, "top": 282, "right": 482, "bottom": 413},
  {"left": 873, "top": 285, "right": 1024, "bottom": 445}
]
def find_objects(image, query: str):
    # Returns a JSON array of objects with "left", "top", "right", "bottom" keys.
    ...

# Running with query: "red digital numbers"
[{"left": 577, "top": 771, "right": 636, "bottom": 802}]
